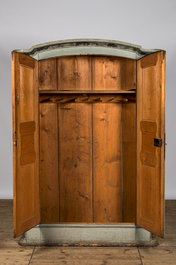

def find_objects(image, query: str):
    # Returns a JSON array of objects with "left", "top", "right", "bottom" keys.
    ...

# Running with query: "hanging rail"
[{"left": 39, "top": 90, "right": 136, "bottom": 104}]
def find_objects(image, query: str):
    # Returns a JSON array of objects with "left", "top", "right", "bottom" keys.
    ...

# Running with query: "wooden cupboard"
[{"left": 12, "top": 39, "right": 165, "bottom": 241}]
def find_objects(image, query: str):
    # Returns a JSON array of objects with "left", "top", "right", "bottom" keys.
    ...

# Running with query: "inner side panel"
[
  {"left": 39, "top": 55, "right": 136, "bottom": 223},
  {"left": 122, "top": 104, "right": 137, "bottom": 222}
]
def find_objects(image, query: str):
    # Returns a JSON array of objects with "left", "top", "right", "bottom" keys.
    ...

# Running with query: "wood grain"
[
  {"left": 40, "top": 103, "right": 59, "bottom": 223},
  {"left": 20, "top": 152, "right": 36, "bottom": 166},
  {"left": 57, "top": 56, "right": 93, "bottom": 222},
  {"left": 20, "top": 121, "right": 35, "bottom": 134},
  {"left": 58, "top": 56, "right": 91, "bottom": 90},
  {"left": 21, "top": 134, "right": 34, "bottom": 154},
  {"left": 19, "top": 54, "right": 35, "bottom": 68},
  {"left": 12, "top": 52, "right": 40, "bottom": 238},
  {"left": 140, "top": 152, "right": 157, "bottom": 167},
  {"left": 142, "top": 66, "right": 157, "bottom": 121},
  {"left": 30, "top": 247, "right": 141, "bottom": 265},
  {"left": 39, "top": 58, "right": 57, "bottom": 90},
  {"left": 20, "top": 121, "right": 36, "bottom": 166},
  {"left": 141, "top": 52, "right": 158, "bottom": 68},
  {"left": 137, "top": 51, "right": 165, "bottom": 237},
  {"left": 91, "top": 56, "right": 136, "bottom": 222},
  {"left": 20, "top": 65, "right": 34, "bottom": 121},
  {"left": 93, "top": 103, "right": 122, "bottom": 222},
  {"left": 139, "top": 247, "right": 176, "bottom": 265},
  {"left": 140, "top": 120, "right": 157, "bottom": 134},
  {"left": 39, "top": 93, "right": 132, "bottom": 104},
  {"left": 92, "top": 56, "right": 136, "bottom": 90},
  {"left": 142, "top": 132, "right": 155, "bottom": 154},
  {"left": 2, "top": 199, "right": 176, "bottom": 264},
  {"left": 39, "top": 90, "right": 136, "bottom": 94},
  {"left": 59, "top": 103, "right": 93, "bottom": 222},
  {"left": 0, "top": 246, "right": 34, "bottom": 264}
]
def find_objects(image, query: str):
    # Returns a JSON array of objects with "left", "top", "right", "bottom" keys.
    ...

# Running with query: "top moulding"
[{"left": 13, "top": 39, "right": 161, "bottom": 61}]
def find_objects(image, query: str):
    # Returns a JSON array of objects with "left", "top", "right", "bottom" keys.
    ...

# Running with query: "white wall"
[{"left": 0, "top": 0, "right": 175, "bottom": 199}]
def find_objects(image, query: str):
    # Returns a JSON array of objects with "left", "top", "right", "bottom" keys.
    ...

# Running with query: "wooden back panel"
[
  {"left": 39, "top": 55, "right": 136, "bottom": 91},
  {"left": 38, "top": 55, "right": 136, "bottom": 223},
  {"left": 12, "top": 52, "right": 40, "bottom": 237},
  {"left": 39, "top": 57, "right": 93, "bottom": 222},
  {"left": 137, "top": 51, "right": 165, "bottom": 237}
]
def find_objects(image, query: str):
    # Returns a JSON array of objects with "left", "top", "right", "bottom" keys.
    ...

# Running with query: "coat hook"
[
  {"left": 81, "top": 97, "right": 89, "bottom": 101},
  {"left": 108, "top": 97, "right": 115, "bottom": 101},
  {"left": 55, "top": 98, "right": 64, "bottom": 102},
  {"left": 93, "top": 97, "right": 102, "bottom": 102}
]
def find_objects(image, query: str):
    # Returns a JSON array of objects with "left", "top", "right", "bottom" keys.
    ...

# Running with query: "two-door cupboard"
[{"left": 12, "top": 40, "right": 165, "bottom": 245}]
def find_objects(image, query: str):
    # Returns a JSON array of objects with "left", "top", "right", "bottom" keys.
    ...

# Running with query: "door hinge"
[
  {"left": 154, "top": 138, "right": 162, "bottom": 147},
  {"left": 15, "top": 139, "right": 17, "bottom": 147}
]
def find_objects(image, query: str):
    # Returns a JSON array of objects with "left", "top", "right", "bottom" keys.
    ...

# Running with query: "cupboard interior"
[{"left": 39, "top": 55, "right": 137, "bottom": 224}]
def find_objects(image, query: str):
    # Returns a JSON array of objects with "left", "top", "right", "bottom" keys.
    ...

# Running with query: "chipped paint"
[{"left": 13, "top": 39, "right": 161, "bottom": 61}]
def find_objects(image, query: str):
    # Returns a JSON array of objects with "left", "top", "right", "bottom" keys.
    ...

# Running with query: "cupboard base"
[{"left": 18, "top": 224, "right": 157, "bottom": 247}]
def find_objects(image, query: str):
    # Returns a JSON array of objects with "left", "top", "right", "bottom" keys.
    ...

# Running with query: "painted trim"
[
  {"left": 18, "top": 224, "right": 157, "bottom": 246},
  {"left": 13, "top": 39, "right": 161, "bottom": 61}
]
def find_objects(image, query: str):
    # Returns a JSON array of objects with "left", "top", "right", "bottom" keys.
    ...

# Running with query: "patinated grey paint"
[
  {"left": 19, "top": 224, "right": 156, "bottom": 246},
  {"left": 14, "top": 39, "right": 160, "bottom": 61}
]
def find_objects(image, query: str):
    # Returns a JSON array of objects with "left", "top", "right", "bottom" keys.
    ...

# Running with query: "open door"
[
  {"left": 12, "top": 52, "right": 40, "bottom": 237},
  {"left": 137, "top": 51, "right": 165, "bottom": 237}
]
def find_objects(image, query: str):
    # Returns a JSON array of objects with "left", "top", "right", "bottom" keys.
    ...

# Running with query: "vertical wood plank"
[
  {"left": 57, "top": 56, "right": 91, "bottom": 90},
  {"left": 40, "top": 103, "right": 59, "bottom": 223},
  {"left": 59, "top": 103, "right": 93, "bottom": 222},
  {"left": 122, "top": 104, "right": 136, "bottom": 222},
  {"left": 39, "top": 58, "right": 57, "bottom": 90},
  {"left": 92, "top": 56, "right": 130, "bottom": 222},
  {"left": 58, "top": 55, "right": 92, "bottom": 222},
  {"left": 93, "top": 103, "right": 122, "bottom": 222},
  {"left": 92, "top": 56, "right": 136, "bottom": 90}
]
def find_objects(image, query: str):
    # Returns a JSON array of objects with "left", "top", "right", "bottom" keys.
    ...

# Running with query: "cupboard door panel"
[
  {"left": 137, "top": 51, "right": 165, "bottom": 238},
  {"left": 12, "top": 52, "right": 40, "bottom": 238}
]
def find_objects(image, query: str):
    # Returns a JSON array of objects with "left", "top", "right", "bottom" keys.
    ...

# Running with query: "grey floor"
[{"left": 0, "top": 200, "right": 176, "bottom": 264}]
